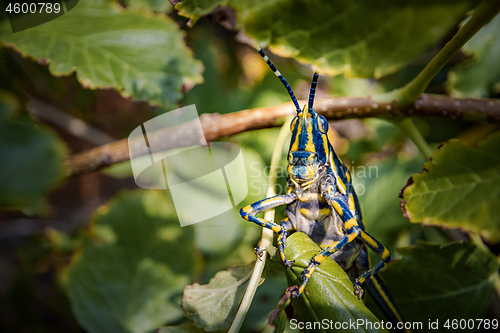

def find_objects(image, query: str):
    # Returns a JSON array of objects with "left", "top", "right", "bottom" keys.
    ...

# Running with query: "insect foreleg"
[
  {"left": 240, "top": 194, "right": 297, "bottom": 266},
  {"left": 276, "top": 217, "right": 294, "bottom": 266}
]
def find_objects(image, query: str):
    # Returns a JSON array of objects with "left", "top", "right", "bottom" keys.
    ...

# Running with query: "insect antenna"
[
  {"left": 308, "top": 72, "right": 319, "bottom": 111},
  {"left": 258, "top": 47, "right": 301, "bottom": 113}
]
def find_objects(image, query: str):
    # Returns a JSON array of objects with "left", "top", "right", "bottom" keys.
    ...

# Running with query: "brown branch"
[{"left": 66, "top": 93, "right": 500, "bottom": 177}]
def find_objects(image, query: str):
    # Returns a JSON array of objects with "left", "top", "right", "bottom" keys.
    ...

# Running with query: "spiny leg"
[
  {"left": 321, "top": 175, "right": 354, "bottom": 225},
  {"left": 366, "top": 273, "right": 410, "bottom": 333},
  {"left": 320, "top": 177, "right": 395, "bottom": 302},
  {"left": 240, "top": 194, "right": 297, "bottom": 266},
  {"left": 295, "top": 224, "right": 362, "bottom": 296},
  {"left": 327, "top": 194, "right": 392, "bottom": 300},
  {"left": 254, "top": 245, "right": 265, "bottom": 261},
  {"left": 277, "top": 217, "right": 294, "bottom": 267},
  {"left": 323, "top": 186, "right": 392, "bottom": 298},
  {"left": 353, "top": 230, "right": 391, "bottom": 296},
  {"left": 354, "top": 249, "right": 409, "bottom": 333}
]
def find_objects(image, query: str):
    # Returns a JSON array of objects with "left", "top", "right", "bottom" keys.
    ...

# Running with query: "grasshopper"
[{"left": 240, "top": 48, "right": 409, "bottom": 332}]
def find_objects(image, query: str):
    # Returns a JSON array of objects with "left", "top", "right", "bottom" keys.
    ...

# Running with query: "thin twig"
[
  {"left": 65, "top": 93, "right": 500, "bottom": 176},
  {"left": 28, "top": 96, "right": 117, "bottom": 145},
  {"left": 228, "top": 116, "right": 292, "bottom": 333},
  {"left": 397, "top": 118, "right": 434, "bottom": 160}
]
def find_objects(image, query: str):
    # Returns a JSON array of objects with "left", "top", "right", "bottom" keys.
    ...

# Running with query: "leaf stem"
[
  {"left": 390, "top": 1, "right": 500, "bottom": 160},
  {"left": 469, "top": 233, "right": 500, "bottom": 300},
  {"left": 469, "top": 232, "right": 489, "bottom": 253},
  {"left": 382, "top": 0, "right": 500, "bottom": 105},
  {"left": 397, "top": 118, "right": 433, "bottom": 160},
  {"left": 228, "top": 116, "right": 293, "bottom": 333}
]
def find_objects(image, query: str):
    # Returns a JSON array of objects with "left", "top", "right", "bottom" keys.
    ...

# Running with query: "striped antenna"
[
  {"left": 258, "top": 48, "right": 301, "bottom": 113},
  {"left": 308, "top": 72, "right": 319, "bottom": 111}
]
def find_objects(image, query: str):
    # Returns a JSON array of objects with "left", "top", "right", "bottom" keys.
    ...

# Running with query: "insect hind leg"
[{"left": 353, "top": 229, "right": 391, "bottom": 296}]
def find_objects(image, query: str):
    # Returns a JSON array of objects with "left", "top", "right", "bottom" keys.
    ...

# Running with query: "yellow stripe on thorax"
[
  {"left": 329, "top": 151, "right": 347, "bottom": 195},
  {"left": 348, "top": 194, "right": 356, "bottom": 212},
  {"left": 322, "top": 134, "right": 329, "bottom": 160}
]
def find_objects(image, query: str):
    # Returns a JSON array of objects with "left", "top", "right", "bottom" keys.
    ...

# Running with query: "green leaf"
[
  {"left": 176, "top": 0, "right": 481, "bottom": 78},
  {"left": 0, "top": 90, "right": 66, "bottom": 212},
  {"left": 176, "top": 0, "right": 222, "bottom": 20},
  {"left": 156, "top": 323, "right": 207, "bottom": 333},
  {"left": 123, "top": 0, "right": 173, "bottom": 12},
  {"left": 65, "top": 190, "right": 199, "bottom": 333},
  {"left": 46, "top": 228, "right": 88, "bottom": 253},
  {"left": 0, "top": 0, "right": 203, "bottom": 109},
  {"left": 329, "top": 75, "right": 384, "bottom": 97},
  {"left": 284, "top": 232, "right": 388, "bottom": 333},
  {"left": 401, "top": 132, "right": 500, "bottom": 242},
  {"left": 181, "top": 263, "right": 254, "bottom": 332},
  {"left": 367, "top": 242, "right": 499, "bottom": 331},
  {"left": 448, "top": 14, "right": 500, "bottom": 97}
]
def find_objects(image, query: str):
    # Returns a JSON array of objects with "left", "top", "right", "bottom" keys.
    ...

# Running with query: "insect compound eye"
[
  {"left": 290, "top": 116, "right": 298, "bottom": 132},
  {"left": 318, "top": 115, "right": 329, "bottom": 133}
]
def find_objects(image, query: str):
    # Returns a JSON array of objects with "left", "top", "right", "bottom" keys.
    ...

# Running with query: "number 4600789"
[
  {"left": 443, "top": 319, "right": 498, "bottom": 330},
  {"left": 5, "top": 2, "right": 61, "bottom": 14}
]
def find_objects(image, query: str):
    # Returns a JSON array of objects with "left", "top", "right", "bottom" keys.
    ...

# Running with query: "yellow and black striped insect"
[{"left": 240, "top": 48, "right": 409, "bottom": 332}]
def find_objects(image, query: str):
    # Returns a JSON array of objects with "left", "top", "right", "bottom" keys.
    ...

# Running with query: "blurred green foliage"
[
  {"left": 0, "top": 1, "right": 499, "bottom": 333},
  {"left": 65, "top": 190, "right": 199, "bottom": 333},
  {"left": 177, "top": 0, "right": 482, "bottom": 77},
  {"left": 448, "top": 14, "right": 500, "bottom": 97},
  {"left": 0, "top": 90, "right": 66, "bottom": 213},
  {"left": 366, "top": 242, "right": 499, "bottom": 332}
]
